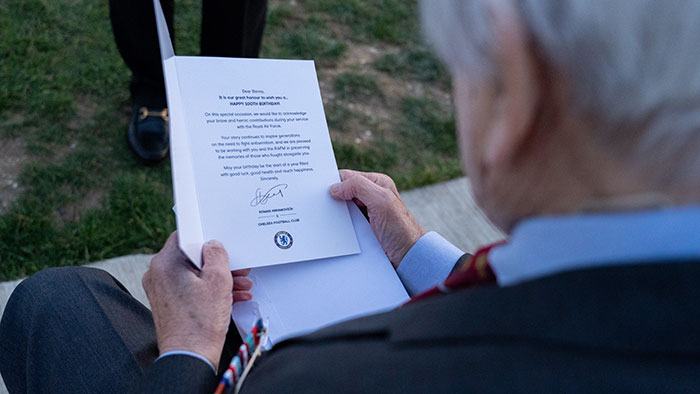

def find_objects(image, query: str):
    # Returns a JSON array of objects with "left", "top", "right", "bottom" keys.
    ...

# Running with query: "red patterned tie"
[{"left": 406, "top": 241, "right": 505, "bottom": 305}]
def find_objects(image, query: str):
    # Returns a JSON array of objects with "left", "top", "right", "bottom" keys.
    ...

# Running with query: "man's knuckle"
[
  {"left": 344, "top": 177, "right": 361, "bottom": 195},
  {"left": 150, "top": 253, "right": 162, "bottom": 265},
  {"left": 357, "top": 175, "right": 373, "bottom": 188},
  {"left": 377, "top": 188, "right": 397, "bottom": 209},
  {"left": 149, "top": 257, "right": 164, "bottom": 274},
  {"left": 142, "top": 272, "right": 152, "bottom": 289},
  {"left": 377, "top": 173, "right": 397, "bottom": 189},
  {"left": 380, "top": 186, "right": 395, "bottom": 199}
]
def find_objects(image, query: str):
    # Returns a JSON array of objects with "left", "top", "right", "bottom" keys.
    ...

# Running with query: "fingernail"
[
  {"left": 330, "top": 183, "right": 340, "bottom": 194},
  {"left": 205, "top": 240, "right": 224, "bottom": 249}
]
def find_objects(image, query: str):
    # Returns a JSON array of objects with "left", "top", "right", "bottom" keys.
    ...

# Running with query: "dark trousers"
[
  {"left": 109, "top": 0, "right": 267, "bottom": 108},
  {"left": 0, "top": 267, "right": 241, "bottom": 394}
]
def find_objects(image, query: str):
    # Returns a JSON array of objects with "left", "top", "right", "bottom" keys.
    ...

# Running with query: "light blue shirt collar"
[{"left": 489, "top": 205, "right": 700, "bottom": 287}]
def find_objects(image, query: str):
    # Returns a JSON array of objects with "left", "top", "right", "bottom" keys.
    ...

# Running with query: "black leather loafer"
[{"left": 127, "top": 106, "right": 169, "bottom": 164}]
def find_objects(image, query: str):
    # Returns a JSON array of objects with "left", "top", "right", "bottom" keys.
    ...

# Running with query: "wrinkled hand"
[
  {"left": 330, "top": 169, "right": 426, "bottom": 268},
  {"left": 142, "top": 232, "right": 253, "bottom": 369}
]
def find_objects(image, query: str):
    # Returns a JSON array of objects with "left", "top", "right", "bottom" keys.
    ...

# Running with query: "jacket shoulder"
[{"left": 239, "top": 261, "right": 700, "bottom": 394}]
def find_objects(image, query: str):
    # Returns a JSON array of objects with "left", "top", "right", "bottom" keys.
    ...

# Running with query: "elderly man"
[{"left": 2, "top": 0, "right": 700, "bottom": 392}]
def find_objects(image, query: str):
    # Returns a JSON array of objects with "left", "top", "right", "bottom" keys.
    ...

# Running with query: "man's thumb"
[
  {"left": 201, "top": 240, "right": 230, "bottom": 275},
  {"left": 330, "top": 175, "right": 367, "bottom": 201}
]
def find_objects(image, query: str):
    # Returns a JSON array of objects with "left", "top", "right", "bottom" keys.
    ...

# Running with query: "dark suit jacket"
[{"left": 135, "top": 260, "right": 700, "bottom": 393}]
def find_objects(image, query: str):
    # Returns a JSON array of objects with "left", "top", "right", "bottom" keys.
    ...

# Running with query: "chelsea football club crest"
[{"left": 274, "top": 231, "right": 293, "bottom": 249}]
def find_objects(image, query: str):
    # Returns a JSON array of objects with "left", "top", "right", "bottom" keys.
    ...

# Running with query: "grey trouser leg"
[{"left": 0, "top": 267, "right": 158, "bottom": 394}]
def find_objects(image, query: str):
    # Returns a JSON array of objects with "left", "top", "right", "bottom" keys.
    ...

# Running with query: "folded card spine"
[{"left": 154, "top": 0, "right": 205, "bottom": 266}]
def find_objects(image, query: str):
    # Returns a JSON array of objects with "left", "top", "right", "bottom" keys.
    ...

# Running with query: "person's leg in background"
[
  {"left": 200, "top": 0, "right": 268, "bottom": 58},
  {"left": 109, "top": 0, "right": 174, "bottom": 164},
  {"left": 108, "top": 0, "right": 267, "bottom": 165}
]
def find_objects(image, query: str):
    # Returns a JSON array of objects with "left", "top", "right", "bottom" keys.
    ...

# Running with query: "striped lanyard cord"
[{"left": 214, "top": 319, "right": 268, "bottom": 394}]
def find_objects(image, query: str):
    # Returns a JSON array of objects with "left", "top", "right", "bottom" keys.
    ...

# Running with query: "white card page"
[
  {"left": 233, "top": 203, "right": 410, "bottom": 346},
  {"left": 154, "top": 1, "right": 359, "bottom": 269}
]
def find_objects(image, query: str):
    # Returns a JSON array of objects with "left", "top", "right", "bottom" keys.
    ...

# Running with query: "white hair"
[{"left": 421, "top": 0, "right": 700, "bottom": 187}]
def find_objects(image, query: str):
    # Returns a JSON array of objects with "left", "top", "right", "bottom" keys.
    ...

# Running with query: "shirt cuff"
[
  {"left": 397, "top": 231, "right": 464, "bottom": 296},
  {"left": 157, "top": 350, "right": 216, "bottom": 373}
]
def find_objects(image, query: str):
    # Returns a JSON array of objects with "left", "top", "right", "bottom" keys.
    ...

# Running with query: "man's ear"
[{"left": 484, "top": 5, "right": 540, "bottom": 168}]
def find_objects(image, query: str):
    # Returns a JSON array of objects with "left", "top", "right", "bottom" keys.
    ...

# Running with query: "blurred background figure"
[{"left": 109, "top": 0, "right": 268, "bottom": 164}]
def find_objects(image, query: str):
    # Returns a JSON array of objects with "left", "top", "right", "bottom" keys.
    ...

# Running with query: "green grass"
[
  {"left": 0, "top": 0, "right": 460, "bottom": 280},
  {"left": 400, "top": 97, "right": 458, "bottom": 155},
  {"left": 0, "top": 172, "right": 174, "bottom": 280},
  {"left": 333, "top": 72, "right": 382, "bottom": 101},
  {"left": 330, "top": 95, "right": 460, "bottom": 189},
  {"left": 325, "top": 101, "right": 360, "bottom": 131},
  {"left": 306, "top": 0, "right": 416, "bottom": 44},
  {"left": 373, "top": 47, "right": 449, "bottom": 84},
  {"left": 262, "top": 7, "right": 347, "bottom": 63},
  {"left": 277, "top": 26, "right": 347, "bottom": 62}
]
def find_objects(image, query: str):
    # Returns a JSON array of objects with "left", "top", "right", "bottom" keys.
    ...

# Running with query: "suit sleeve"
[{"left": 131, "top": 355, "right": 217, "bottom": 394}]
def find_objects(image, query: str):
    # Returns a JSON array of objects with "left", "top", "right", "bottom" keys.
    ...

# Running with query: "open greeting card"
[{"left": 154, "top": 0, "right": 409, "bottom": 344}]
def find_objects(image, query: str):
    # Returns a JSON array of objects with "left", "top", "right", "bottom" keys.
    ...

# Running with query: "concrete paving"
[
  {"left": 0, "top": 176, "right": 504, "bottom": 394},
  {"left": 401, "top": 177, "right": 504, "bottom": 252}
]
